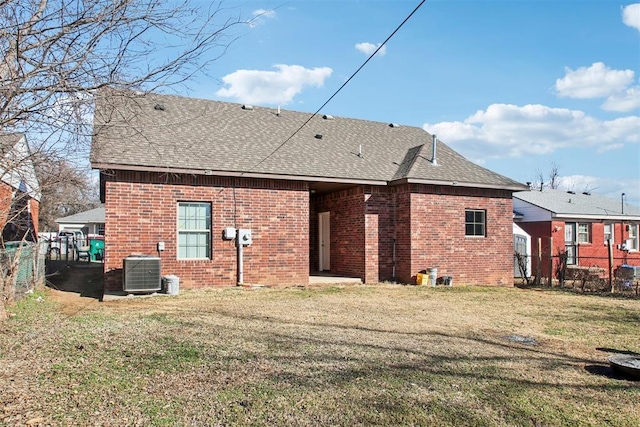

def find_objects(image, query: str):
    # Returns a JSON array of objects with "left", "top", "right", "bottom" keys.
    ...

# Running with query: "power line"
[{"left": 250, "top": 0, "right": 427, "bottom": 171}]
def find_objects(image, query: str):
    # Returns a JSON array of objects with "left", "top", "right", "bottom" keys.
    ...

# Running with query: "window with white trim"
[
  {"left": 465, "top": 209, "right": 486, "bottom": 237},
  {"left": 577, "top": 223, "right": 591, "bottom": 243},
  {"left": 603, "top": 223, "right": 613, "bottom": 244},
  {"left": 629, "top": 224, "right": 638, "bottom": 251},
  {"left": 178, "top": 202, "right": 211, "bottom": 259}
]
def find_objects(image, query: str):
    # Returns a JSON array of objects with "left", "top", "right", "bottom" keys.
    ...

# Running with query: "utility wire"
[{"left": 249, "top": 0, "right": 427, "bottom": 171}]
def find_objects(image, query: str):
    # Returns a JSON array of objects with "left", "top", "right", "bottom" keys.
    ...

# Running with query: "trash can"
[
  {"left": 163, "top": 275, "right": 180, "bottom": 295},
  {"left": 442, "top": 275, "right": 453, "bottom": 286},
  {"left": 89, "top": 238, "right": 105, "bottom": 261},
  {"left": 426, "top": 267, "right": 438, "bottom": 287}
]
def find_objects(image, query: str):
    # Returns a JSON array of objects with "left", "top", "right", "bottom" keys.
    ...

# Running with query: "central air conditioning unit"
[{"left": 123, "top": 256, "right": 161, "bottom": 293}]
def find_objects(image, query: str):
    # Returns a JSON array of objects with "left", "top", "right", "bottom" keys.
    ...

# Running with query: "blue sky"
[{"left": 181, "top": 0, "right": 640, "bottom": 204}]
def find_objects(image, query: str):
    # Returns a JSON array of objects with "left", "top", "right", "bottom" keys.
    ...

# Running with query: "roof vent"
[
  {"left": 154, "top": 104, "right": 165, "bottom": 111},
  {"left": 389, "top": 123, "right": 400, "bottom": 128},
  {"left": 323, "top": 114, "right": 334, "bottom": 120},
  {"left": 241, "top": 104, "right": 254, "bottom": 110},
  {"left": 315, "top": 134, "right": 323, "bottom": 139}
]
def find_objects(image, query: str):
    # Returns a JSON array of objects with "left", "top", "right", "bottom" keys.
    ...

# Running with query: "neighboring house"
[
  {"left": 513, "top": 188, "right": 640, "bottom": 278},
  {"left": 90, "top": 89, "right": 528, "bottom": 292},
  {"left": 0, "top": 133, "right": 40, "bottom": 244},
  {"left": 56, "top": 205, "right": 105, "bottom": 237}
]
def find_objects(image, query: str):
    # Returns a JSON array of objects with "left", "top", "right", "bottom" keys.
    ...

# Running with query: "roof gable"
[
  {"left": 91, "top": 90, "right": 526, "bottom": 191},
  {"left": 0, "top": 133, "right": 41, "bottom": 201}
]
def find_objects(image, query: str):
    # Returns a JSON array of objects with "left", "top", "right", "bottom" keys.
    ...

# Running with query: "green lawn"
[{"left": 1, "top": 285, "right": 638, "bottom": 426}]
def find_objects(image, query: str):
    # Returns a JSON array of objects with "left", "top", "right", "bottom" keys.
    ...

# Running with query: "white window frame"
[
  {"left": 628, "top": 224, "right": 638, "bottom": 252},
  {"left": 577, "top": 223, "right": 591, "bottom": 243},
  {"left": 465, "top": 209, "right": 486, "bottom": 237},
  {"left": 603, "top": 223, "right": 613, "bottom": 244},
  {"left": 177, "top": 202, "right": 211, "bottom": 260}
]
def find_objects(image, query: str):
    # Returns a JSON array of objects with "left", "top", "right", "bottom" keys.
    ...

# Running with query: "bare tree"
[
  {"left": 2, "top": 0, "right": 246, "bottom": 149},
  {"left": 36, "top": 156, "right": 100, "bottom": 231},
  {"left": 533, "top": 161, "right": 561, "bottom": 191},
  {"left": 0, "top": 0, "right": 247, "bottom": 318}
]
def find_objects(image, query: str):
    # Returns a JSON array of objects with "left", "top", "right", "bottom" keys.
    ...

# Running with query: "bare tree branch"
[{"left": 0, "top": 0, "right": 247, "bottom": 316}]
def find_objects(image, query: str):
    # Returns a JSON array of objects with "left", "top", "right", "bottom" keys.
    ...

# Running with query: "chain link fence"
[
  {"left": 515, "top": 252, "right": 640, "bottom": 297},
  {"left": 1, "top": 241, "right": 47, "bottom": 303}
]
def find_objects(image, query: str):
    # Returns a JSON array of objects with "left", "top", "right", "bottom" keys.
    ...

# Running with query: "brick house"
[
  {"left": 0, "top": 133, "right": 40, "bottom": 244},
  {"left": 513, "top": 189, "right": 640, "bottom": 279},
  {"left": 90, "top": 90, "right": 528, "bottom": 291}
]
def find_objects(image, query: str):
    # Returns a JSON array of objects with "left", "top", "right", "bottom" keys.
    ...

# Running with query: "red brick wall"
[
  {"left": 103, "top": 172, "right": 309, "bottom": 291},
  {"left": 520, "top": 220, "right": 640, "bottom": 279},
  {"left": 403, "top": 184, "right": 515, "bottom": 286},
  {"left": 518, "top": 221, "right": 556, "bottom": 278},
  {"left": 312, "top": 184, "right": 515, "bottom": 286},
  {"left": 573, "top": 222, "right": 640, "bottom": 267},
  {"left": 364, "top": 188, "right": 395, "bottom": 283},
  {"left": 0, "top": 182, "right": 39, "bottom": 241},
  {"left": 395, "top": 189, "right": 412, "bottom": 283},
  {"left": 313, "top": 187, "right": 366, "bottom": 279},
  {"left": 30, "top": 199, "right": 39, "bottom": 237},
  {"left": 0, "top": 182, "right": 12, "bottom": 232}
]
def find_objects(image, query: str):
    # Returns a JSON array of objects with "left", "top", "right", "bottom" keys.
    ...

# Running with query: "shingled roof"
[
  {"left": 514, "top": 188, "right": 640, "bottom": 220},
  {"left": 90, "top": 90, "right": 526, "bottom": 191},
  {"left": 56, "top": 205, "right": 105, "bottom": 225}
]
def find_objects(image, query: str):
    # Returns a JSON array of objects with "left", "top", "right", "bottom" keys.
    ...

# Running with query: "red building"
[
  {"left": 91, "top": 90, "right": 528, "bottom": 292},
  {"left": 0, "top": 133, "right": 40, "bottom": 244},
  {"left": 514, "top": 189, "right": 640, "bottom": 280}
]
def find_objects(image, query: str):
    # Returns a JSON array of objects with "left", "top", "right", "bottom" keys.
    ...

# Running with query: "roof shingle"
[
  {"left": 91, "top": 90, "right": 526, "bottom": 190},
  {"left": 514, "top": 188, "right": 640, "bottom": 219}
]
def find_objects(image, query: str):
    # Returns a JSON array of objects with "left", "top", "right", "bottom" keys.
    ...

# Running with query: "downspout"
[
  {"left": 392, "top": 238, "right": 396, "bottom": 281},
  {"left": 237, "top": 236, "right": 244, "bottom": 285}
]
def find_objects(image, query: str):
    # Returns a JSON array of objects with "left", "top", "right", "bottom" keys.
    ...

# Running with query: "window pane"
[
  {"left": 178, "top": 203, "right": 211, "bottom": 259},
  {"left": 604, "top": 224, "right": 613, "bottom": 243},
  {"left": 577, "top": 223, "right": 590, "bottom": 243},
  {"left": 465, "top": 209, "right": 486, "bottom": 237},
  {"left": 465, "top": 211, "right": 474, "bottom": 222}
]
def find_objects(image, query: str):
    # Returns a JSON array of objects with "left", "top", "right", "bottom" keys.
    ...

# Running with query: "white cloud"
[
  {"left": 602, "top": 85, "right": 640, "bottom": 112},
  {"left": 248, "top": 9, "right": 276, "bottom": 27},
  {"left": 216, "top": 64, "right": 332, "bottom": 105},
  {"left": 423, "top": 103, "right": 640, "bottom": 162},
  {"left": 559, "top": 175, "right": 640, "bottom": 206},
  {"left": 596, "top": 143, "right": 624, "bottom": 153},
  {"left": 253, "top": 9, "right": 276, "bottom": 18},
  {"left": 622, "top": 3, "right": 640, "bottom": 31},
  {"left": 555, "top": 62, "right": 634, "bottom": 99},
  {"left": 355, "top": 42, "right": 387, "bottom": 57}
]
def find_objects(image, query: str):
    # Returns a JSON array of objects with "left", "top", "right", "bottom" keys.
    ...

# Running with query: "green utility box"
[{"left": 89, "top": 238, "right": 105, "bottom": 262}]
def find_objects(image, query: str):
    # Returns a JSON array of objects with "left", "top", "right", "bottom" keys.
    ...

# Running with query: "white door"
[
  {"left": 565, "top": 222, "right": 577, "bottom": 265},
  {"left": 319, "top": 212, "right": 330, "bottom": 271}
]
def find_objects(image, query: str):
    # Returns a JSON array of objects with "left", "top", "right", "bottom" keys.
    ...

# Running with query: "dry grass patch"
[{"left": 1, "top": 285, "right": 638, "bottom": 426}]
